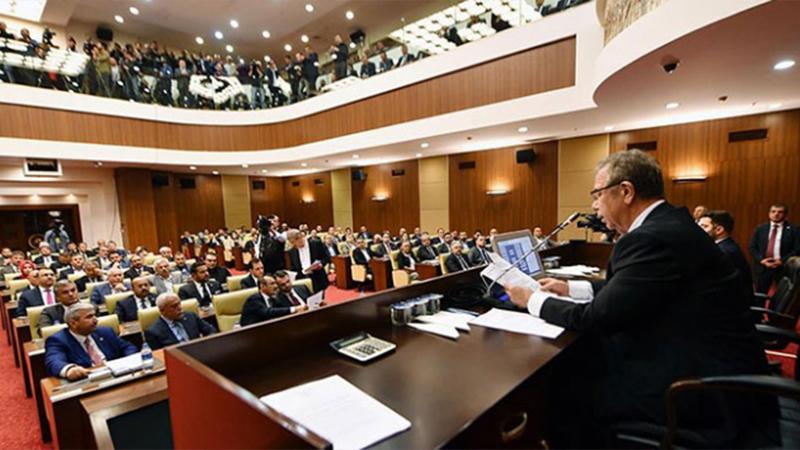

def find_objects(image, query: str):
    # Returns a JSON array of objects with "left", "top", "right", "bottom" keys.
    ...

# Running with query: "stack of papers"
[
  {"left": 306, "top": 290, "right": 324, "bottom": 309},
  {"left": 470, "top": 308, "right": 564, "bottom": 339},
  {"left": 547, "top": 265, "right": 600, "bottom": 277},
  {"left": 105, "top": 353, "right": 144, "bottom": 376},
  {"left": 261, "top": 375, "right": 411, "bottom": 449},
  {"left": 408, "top": 311, "right": 475, "bottom": 340},
  {"left": 480, "top": 257, "right": 540, "bottom": 291}
]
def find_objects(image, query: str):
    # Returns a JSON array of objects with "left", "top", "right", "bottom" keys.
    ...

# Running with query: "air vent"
[
  {"left": 252, "top": 180, "right": 265, "bottom": 190},
  {"left": 314, "top": 178, "right": 324, "bottom": 185},
  {"left": 627, "top": 141, "right": 657, "bottom": 151},
  {"left": 458, "top": 161, "right": 476, "bottom": 170},
  {"left": 729, "top": 128, "right": 767, "bottom": 142},
  {"left": 24, "top": 158, "right": 61, "bottom": 177},
  {"left": 391, "top": 169, "right": 405, "bottom": 177},
  {"left": 291, "top": 181, "right": 301, "bottom": 187},
  {"left": 178, "top": 177, "right": 196, "bottom": 189}
]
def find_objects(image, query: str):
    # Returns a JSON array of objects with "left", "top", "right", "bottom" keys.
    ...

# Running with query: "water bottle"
[{"left": 140, "top": 342, "right": 154, "bottom": 372}]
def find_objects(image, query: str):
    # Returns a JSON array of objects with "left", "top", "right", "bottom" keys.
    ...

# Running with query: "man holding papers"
[{"left": 504, "top": 150, "right": 769, "bottom": 447}]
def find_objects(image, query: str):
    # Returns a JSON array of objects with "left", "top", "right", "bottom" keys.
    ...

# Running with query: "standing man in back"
[
  {"left": 698, "top": 211, "right": 754, "bottom": 301},
  {"left": 749, "top": 204, "right": 800, "bottom": 294}
]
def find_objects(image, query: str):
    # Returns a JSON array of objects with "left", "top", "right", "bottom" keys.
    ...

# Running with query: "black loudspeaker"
[
  {"left": 352, "top": 169, "right": 367, "bottom": 182},
  {"left": 151, "top": 173, "right": 169, "bottom": 187},
  {"left": 350, "top": 29, "right": 365, "bottom": 44},
  {"left": 96, "top": 26, "right": 113, "bottom": 42},
  {"left": 516, "top": 148, "right": 536, "bottom": 164}
]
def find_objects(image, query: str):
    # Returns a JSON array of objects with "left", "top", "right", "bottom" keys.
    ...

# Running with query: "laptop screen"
[{"left": 494, "top": 234, "right": 543, "bottom": 277}]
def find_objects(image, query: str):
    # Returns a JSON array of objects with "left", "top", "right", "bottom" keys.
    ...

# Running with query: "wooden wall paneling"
[
  {"left": 249, "top": 177, "right": 286, "bottom": 225},
  {"left": 171, "top": 174, "right": 226, "bottom": 236},
  {"left": 114, "top": 168, "right": 159, "bottom": 251},
  {"left": 448, "top": 142, "right": 559, "bottom": 234},
  {"left": 282, "top": 173, "right": 333, "bottom": 228},
  {"left": 152, "top": 175, "right": 180, "bottom": 249},
  {"left": 609, "top": 109, "right": 800, "bottom": 255},
  {"left": 0, "top": 38, "right": 576, "bottom": 151},
  {"left": 351, "top": 160, "right": 421, "bottom": 233}
]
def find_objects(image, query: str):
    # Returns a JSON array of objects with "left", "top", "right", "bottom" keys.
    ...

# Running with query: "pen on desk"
[{"left": 446, "top": 307, "right": 479, "bottom": 317}]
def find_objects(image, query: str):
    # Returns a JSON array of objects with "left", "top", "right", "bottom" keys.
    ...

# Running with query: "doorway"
[{"left": 0, "top": 205, "right": 83, "bottom": 251}]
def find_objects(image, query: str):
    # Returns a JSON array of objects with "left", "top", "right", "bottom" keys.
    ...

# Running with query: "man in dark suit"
[
  {"left": 352, "top": 238, "right": 373, "bottom": 266},
  {"left": 445, "top": 242, "right": 471, "bottom": 273},
  {"left": 287, "top": 230, "right": 331, "bottom": 293},
  {"left": 75, "top": 261, "right": 105, "bottom": 293},
  {"left": 749, "top": 204, "right": 800, "bottom": 294},
  {"left": 45, "top": 302, "right": 137, "bottom": 380},
  {"left": 468, "top": 235, "right": 492, "bottom": 266},
  {"left": 173, "top": 252, "right": 191, "bottom": 282},
  {"left": 396, "top": 242, "right": 418, "bottom": 277},
  {"left": 375, "top": 234, "right": 396, "bottom": 258},
  {"left": 275, "top": 270, "right": 313, "bottom": 307},
  {"left": 437, "top": 233, "right": 454, "bottom": 254},
  {"left": 90, "top": 267, "right": 129, "bottom": 305},
  {"left": 33, "top": 242, "right": 57, "bottom": 268},
  {"left": 115, "top": 276, "right": 156, "bottom": 322},
  {"left": 240, "top": 275, "right": 306, "bottom": 327},
  {"left": 37, "top": 280, "right": 81, "bottom": 338},
  {"left": 507, "top": 150, "right": 769, "bottom": 447},
  {"left": 358, "top": 53, "right": 376, "bottom": 78},
  {"left": 323, "top": 235, "right": 339, "bottom": 259},
  {"left": 395, "top": 45, "right": 416, "bottom": 67},
  {"left": 357, "top": 225, "right": 372, "bottom": 241},
  {"left": 123, "top": 254, "right": 154, "bottom": 280},
  {"left": 58, "top": 253, "right": 86, "bottom": 280},
  {"left": 17, "top": 267, "right": 56, "bottom": 316},
  {"left": 240, "top": 258, "right": 264, "bottom": 290},
  {"left": 144, "top": 293, "right": 216, "bottom": 350},
  {"left": 416, "top": 234, "right": 439, "bottom": 262},
  {"left": 699, "top": 211, "right": 754, "bottom": 301},
  {"left": 178, "top": 262, "right": 222, "bottom": 307},
  {"left": 205, "top": 253, "right": 231, "bottom": 286}
]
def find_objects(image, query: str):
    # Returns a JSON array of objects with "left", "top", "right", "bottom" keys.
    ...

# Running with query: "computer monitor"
[{"left": 491, "top": 230, "right": 544, "bottom": 277}]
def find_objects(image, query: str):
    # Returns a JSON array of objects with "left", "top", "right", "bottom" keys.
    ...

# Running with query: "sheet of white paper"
[
  {"left": 415, "top": 312, "right": 471, "bottom": 331},
  {"left": 547, "top": 265, "right": 600, "bottom": 277},
  {"left": 307, "top": 290, "right": 324, "bottom": 309},
  {"left": 260, "top": 375, "right": 411, "bottom": 449},
  {"left": 470, "top": 308, "right": 564, "bottom": 339},
  {"left": 407, "top": 322, "right": 460, "bottom": 339},
  {"left": 105, "top": 353, "right": 144, "bottom": 376},
  {"left": 480, "top": 260, "right": 540, "bottom": 291}
]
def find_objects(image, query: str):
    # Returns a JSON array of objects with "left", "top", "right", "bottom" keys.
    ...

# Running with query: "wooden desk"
[
  {"left": 369, "top": 257, "right": 393, "bottom": 291},
  {"left": 13, "top": 317, "right": 31, "bottom": 395},
  {"left": 232, "top": 247, "right": 245, "bottom": 271},
  {"left": 332, "top": 255, "right": 353, "bottom": 289},
  {"left": 4, "top": 299, "right": 16, "bottom": 346},
  {"left": 415, "top": 261, "right": 441, "bottom": 280}
]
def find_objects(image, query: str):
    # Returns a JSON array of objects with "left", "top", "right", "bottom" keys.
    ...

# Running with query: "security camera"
[{"left": 660, "top": 56, "right": 680, "bottom": 74}]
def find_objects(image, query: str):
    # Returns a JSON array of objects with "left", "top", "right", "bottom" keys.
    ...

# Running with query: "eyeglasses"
[{"left": 589, "top": 182, "right": 622, "bottom": 201}]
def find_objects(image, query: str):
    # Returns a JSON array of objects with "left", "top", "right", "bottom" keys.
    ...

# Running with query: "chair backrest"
[
  {"left": 337, "top": 242, "right": 349, "bottom": 255},
  {"left": 98, "top": 314, "right": 121, "bottom": 335},
  {"left": 67, "top": 272, "right": 84, "bottom": 282},
  {"left": 439, "top": 254, "right": 449, "bottom": 274},
  {"left": 389, "top": 250, "right": 400, "bottom": 271},
  {"left": 104, "top": 291, "right": 133, "bottom": 315},
  {"left": 212, "top": 288, "right": 257, "bottom": 332},
  {"left": 412, "top": 247, "right": 420, "bottom": 258},
  {"left": 41, "top": 324, "right": 67, "bottom": 340},
  {"left": 9, "top": 279, "right": 30, "bottom": 301},
  {"left": 292, "top": 278, "right": 313, "bottom": 293},
  {"left": 85, "top": 281, "right": 106, "bottom": 302},
  {"left": 143, "top": 253, "right": 157, "bottom": 266},
  {"left": 4, "top": 273, "right": 18, "bottom": 285},
  {"left": 27, "top": 305, "right": 47, "bottom": 338},
  {"left": 785, "top": 256, "right": 800, "bottom": 284},
  {"left": 370, "top": 244, "right": 380, "bottom": 255},
  {"left": 227, "top": 274, "right": 247, "bottom": 292},
  {"left": 137, "top": 306, "right": 160, "bottom": 334},
  {"left": 181, "top": 298, "right": 200, "bottom": 315}
]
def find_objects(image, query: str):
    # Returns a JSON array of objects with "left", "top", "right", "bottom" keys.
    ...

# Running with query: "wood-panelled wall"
[
  {"left": 249, "top": 177, "right": 285, "bottom": 225},
  {"left": 610, "top": 109, "right": 800, "bottom": 251},
  {"left": 0, "top": 38, "right": 575, "bottom": 151},
  {"left": 448, "top": 142, "right": 559, "bottom": 234},
  {"left": 281, "top": 172, "right": 334, "bottom": 228},
  {"left": 115, "top": 169, "right": 159, "bottom": 251},
  {"left": 351, "top": 160, "right": 421, "bottom": 233}
]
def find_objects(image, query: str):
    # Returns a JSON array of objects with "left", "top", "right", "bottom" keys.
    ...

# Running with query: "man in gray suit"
[
  {"left": 151, "top": 258, "right": 183, "bottom": 295},
  {"left": 37, "top": 279, "right": 80, "bottom": 338}
]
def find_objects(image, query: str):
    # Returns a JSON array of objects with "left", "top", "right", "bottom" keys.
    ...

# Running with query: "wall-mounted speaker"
[
  {"left": 151, "top": 173, "right": 169, "bottom": 187},
  {"left": 516, "top": 148, "right": 536, "bottom": 164},
  {"left": 178, "top": 177, "right": 196, "bottom": 189},
  {"left": 352, "top": 169, "right": 368, "bottom": 181},
  {"left": 96, "top": 26, "right": 114, "bottom": 42}
]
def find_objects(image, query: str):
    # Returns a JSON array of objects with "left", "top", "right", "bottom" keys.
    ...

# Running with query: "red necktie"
[
  {"left": 766, "top": 224, "right": 779, "bottom": 258},
  {"left": 84, "top": 337, "right": 104, "bottom": 366},
  {"left": 45, "top": 289, "right": 54, "bottom": 305},
  {"left": 289, "top": 291, "right": 302, "bottom": 306}
]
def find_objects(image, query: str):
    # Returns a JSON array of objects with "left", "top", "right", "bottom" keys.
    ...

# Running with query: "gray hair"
[
  {"left": 159, "top": 246, "right": 171, "bottom": 253},
  {"left": 597, "top": 149, "right": 664, "bottom": 199},
  {"left": 54, "top": 279, "right": 75, "bottom": 293},
  {"left": 108, "top": 267, "right": 123, "bottom": 277},
  {"left": 64, "top": 302, "right": 95, "bottom": 322},
  {"left": 154, "top": 257, "right": 168, "bottom": 267},
  {"left": 156, "top": 292, "right": 179, "bottom": 309},
  {"left": 286, "top": 229, "right": 302, "bottom": 242}
]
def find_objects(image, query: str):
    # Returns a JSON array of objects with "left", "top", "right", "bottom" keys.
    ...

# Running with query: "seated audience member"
[
  {"left": 109, "top": 251, "right": 129, "bottom": 269},
  {"left": 144, "top": 293, "right": 217, "bottom": 350},
  {"left": 0, "top": 247, "right": 13, "bottom": 267},
  {"left": 693, "top": 205, "right": 708, "bottom": 223},
  {"left": 488, "top": 228, "right": 499, "bottom": 250},
  {"left": 378, "top": 51, "right": 393, "bottom": 72},
  {"left": 358, "top": 53, "right": 376, "bottom": 78},
  {"left": 437, "top": 233, "right": 454, "bottom": 254},
  {"left": 287, "top": 229, "right": 330, "bottom": 293},
  {"left": 698, "top": 211, "right": 754, "bottom": 300},
  {"left": 33, "top": 242, "right": 57, "bottom": 268},
  {"left": 58, "top": 254, "right": 86, "bottom": 280},
  {"left": 178, "top": 262, "right": 222, "bottom": 306},
  {"left": 152, "top": 258, "right": 183, "bottom": 295},
  {"left": 107, "top": 241, "right": 127, "bottom": 257},
  {"left": 468, "top": 235, "right": 492, "bottom": 266},
  {"left": 123, "top": 254, "right": 154, "bottom": 280},
  {"left": 749, "top": 203, "right": 800, "bottom": 294},
  {"left": 352, "top": 238, "right": 373, "bottom": 266},
  {"left": 95, "top": 245, "right": 113, "bottom": 270},
  {"left": 458, "top": 231, "right": 472, "bottom": 248},
  {"left": 17, "top": 268, "right": 56, "bottom": 316},
  {"left": 532, "top": 226, "right": 556, "bottom": 250},
  {"left": 445, "top": 242, "right": 472, "bottom": 273},
  {"left": 357, "top": 225, "right": 371, "bottom": 241},
  {"left": 2, "top": 251, "right": 24, "bottom": 276},
  {"left": 396, "top": 44, "right": 416, "bottom": 67},
  {"left": 431, "top": 228, "right": 445, "bottom": 245},
  {"left": 17, "top": 260, "right": 35, "bottom": 281},
  {"left": 90, "top": 267, "right": 129, "bottom": 305},
  {"left": 323, "top": 235, "right": 339, "bottom": 258},
  {"left": 77, "top": 242, "right": 91, "bottom": 260},
  {"left": 376, "top": 233, "right": 395, "bottom": 257},
  {"left": 396, "top": 242, "right": 418, "bottom": 280},
  {"left": 37, "top": 280, "right": 80, "bottom": 337},
  {"left": 115, "top": 276, "right": 156, "bottom": 322},
  {"left": 173, "top": 252, "right": 191, "bottom": 281},
  {"left": 45, "top": 303, "right": 137, "bottom": 380},
  {"left": 75, "top": 261, "right": 105, "bottom": 293},
  {"left": 275, "top": 270, "right": 313, "bottom": 307},
  {"left": 417, "top": 234, "right": 439, "bottom": 262},
  {"left": 371, "top": 234, "right": 382, "bottom": 247},
  {"left": 240, "top": 275, "right": 306, "bottom": 326},
  {"left": 240, "top": 258, "right": 264, "bottom": 289},
  {"left": 158, "top": 246, "right": 174, "bottom": 261},
  {"left": 205, "top": 253, "right": 231, "bottom": 286},
  {"left": 21, "top": 269, "right": 39, "bottom": 294}
]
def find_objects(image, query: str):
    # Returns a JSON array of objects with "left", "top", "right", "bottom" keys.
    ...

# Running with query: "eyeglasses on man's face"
[{"left": 589, "top": 181, "right": 623, "bottom": 201}]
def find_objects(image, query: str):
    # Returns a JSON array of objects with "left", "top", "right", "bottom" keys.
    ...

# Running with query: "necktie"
[
  {"left": 139, "top": 297, "right": 148, "bottom": 309},
  {"left": 173, "top": 321, "right": 189, "bottom": 342},
  {"left": 288, "top": 291, "right": 301, "bottom": 306},
  {"left": 84, "top": 337, "right": 104, "bottom": 366},
  {"left": 766, "top": 224, "right": 779, "bottom": 258},
  {"left": 459, "top": 256, "right": 468, "bottom": 270},
  {"left": 44, "top": 289, "right": 54, "bottom": 305},
  {"left": 202, "top": 283, "right": 211, "bottom": 302}
]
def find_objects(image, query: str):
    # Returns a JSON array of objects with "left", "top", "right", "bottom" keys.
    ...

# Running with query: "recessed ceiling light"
[
  {"left": 189, "top": 166, "right": 197, "bottom": 170},
  {"left": 263, "top": 55, "right": 271, "bottom": 62},
  {"left": 241, "top": 164, "right": 249, "bottom": 168},
  {"left": 214, "top": 31, "right": 224, "bottom": 40},
  {"left": 420, "top": 142, "right": 430, "bottom": 148},
  {"left": 768, "top": 103, "right": 783, "bottom": 109},
  {"left": 225, "top": 44, "right": 234, "bottom": 53},
  {"left": 114, "top": 15, "right": 124, "bottom": 23},
  {"left": 774, "top": 59, "right": 796, "bottom": 71},
  {"left": 284, "top": 44, "right": 292, "bottom": 52},
  {"left": 517, "top": 126, "right": 528, "bottom": 133},
  {"left": 129, "top": 6, "right": 139, "bottom": 15},
  {"left": 301, "top": 163, "right": 308, "bottom": 167},
  {"left": 345, "top": 10, "right": 355, "bottom": 20},
  {"left": 262, "top": 30, "right": 271, "bottom": 39},
  {"left": 305, "top": 4, "right": 314, "bottom": 13},
  {"left": 352, "top": 154, "right": 360, "bottom": 159},
  {"left": 349, "top": 42, "right": 356, "bottom": 49},
  {"left": 416, "top": 153, "right": 423, "bottom": 158},
  {"left": 301, "top": 34, "right": 309, "bottom": 43},
  {"left": 195, "top": 36, "right": 204, "bottom": 45},
  {"left": 94, "top": 161, "right": 104, "bottom": 167},
  {"left": 604, "top": 126, "right": 615, "bottom": 131},
  {"left": 212, "top": 170, "right": 220, "bottom": 175},
  {"left": 665, "top": 102, "right": 680, "bottom": 109},
  {"left": 261, "top": 169, "right": 268, "bottom": 174},
  {"left": 229, "top": 19, "right": 239, "bottom": 28}
]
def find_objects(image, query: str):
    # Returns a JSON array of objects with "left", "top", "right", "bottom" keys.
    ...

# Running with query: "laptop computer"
[{"left": 490, "top": 230, "right": 545, "bottom": 279}]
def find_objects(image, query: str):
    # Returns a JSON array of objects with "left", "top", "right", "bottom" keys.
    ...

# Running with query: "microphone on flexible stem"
[{"left": 483, "top": 212, "right": 583, "bottom": 298}]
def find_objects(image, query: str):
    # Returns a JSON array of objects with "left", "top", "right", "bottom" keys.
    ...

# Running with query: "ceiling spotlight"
[
  {"left": 263, "top": 55, "right": 271, "bottom": 62},
  {"left": 114, "top": 15, "right": 124, "bottom": 23},
  {"left": 349, "top": 42, "right": 356, "bottom": 49},
  {"left": 262, "top": 30, "right": 271, "bottom": 39},
  {"left": 229, "top": 19, "right": 239, "bottom": 28},
  {"left": 517, "top": 126, "right": 528, "bottom": 133},
  {"left": 774, "top": 59, "right": 796, "bottom": 71},
  {"left": 214, "top": 30, "right": 224, "bottom": 40},
  {"left": 604, "top": 126, "right": 615, "bottom": 131},
  {"left": 352, "top": 154, "right": 360, "bottom": 159},
  {"left": 305, "top": 4, "right": 314, "bottom": 13},
  {"left": 301, "top": 163, "right": 308, "bottom": 167},
  {"left": 261, "top": 169, "right": 268, "bottom": 174},
  {"left": 94, "top": 161, "right": 104, "bottom": 167},
  {"left": 195, "top": 36, "right": 204, "bottom": 45},
  {"left": 301, "top": 34, "right": 309, "bottom": 43},
  {"left": 284, "top": 44, "right": 292, "bottom": 52},
  {"left": 665, "top": 102, "right": 680, "bottom": 109},
  {"left": 416, "top": 153, "right": 423, "bottom": 158},
  {"left": 241, "top": 164, "right": 249, "bottom": 168},
  {"left": 768, "top": 103, "right": 783, "bottom": 109},
  {"left": 345, "top": 10, "right": 355, "bottom": 20},
  {"left": 189, "top": 166, "right": 197, "bottom": 171},
  {"left": 212, "top": 170, "right": 220, "bottom": 175},
  {"left": 420, "top": 142, "right": 430, "bottom": 148},
  {"left": 129, "top": 6, "right": 140, "bottom": 15},
  {"left": 225, "top": 44, "right": 234, "bottom": 53}
]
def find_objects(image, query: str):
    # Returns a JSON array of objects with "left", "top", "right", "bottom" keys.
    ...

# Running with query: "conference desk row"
[{"left": 332, "top": 255, "right": 443, "bottom": 291}]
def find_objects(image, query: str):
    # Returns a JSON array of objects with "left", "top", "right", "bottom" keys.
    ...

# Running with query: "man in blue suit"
[
  {"left": 90, "top": 267, "right": 130, "bottom": 305},
  {"left": 144, "top": 293, "right": 216, "bottom": 350},
  {"left": 17, "top": 267, "right": 56, "bottom": 316},
  {"left": 45, "top": 302, "right": 137, "bottom": 380},
  {"left": 115, "top": 276, "right": 156, "bottom": 322}
]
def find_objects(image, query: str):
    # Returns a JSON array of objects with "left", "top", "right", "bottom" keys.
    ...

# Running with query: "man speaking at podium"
[{"left": 506, "top": 150, "right": 769, "bottom": 446}]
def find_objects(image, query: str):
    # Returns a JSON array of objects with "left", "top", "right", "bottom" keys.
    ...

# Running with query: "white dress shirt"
[
  {"left": 298, "top": 244, "right": 312, "bottom": 272},
  {"left": 262, "top": 292, "right": 297, "bottom": 313},
  {"left": 59, "top": 330, "right": 107, "bottom": 377},
  {"left": 39, "top": 286, "right": 56, "bottom": 306}
]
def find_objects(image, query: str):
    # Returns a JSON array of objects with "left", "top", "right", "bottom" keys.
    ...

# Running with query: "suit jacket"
[
  {"left": 208, "top": 266, "right": 232, "bottom": 286},
  {"left": 359, "top": 62, "right": 376, "bottom": 78},
  {"left": 396, "top": 53, "right": 416, "bottom": 67},
  {"left": 718, "top": 237, "right": 754, "bottom": 296},
  {"left": 17, "top": 288, "right": 45, "bottom": 316},
  {"left": 240, "top": 292, "right": 293, "bottom": 327},
  {"left": 437, "top": 242, "right": 452, "bottom": 254},
  {"left": 352, "top": 248, "right": 372, "bottom": 266},
  {"left": 397, "top": 252, "right": 416, "bottom": 271},
  {"left": 74, "top": 275, "right": 104, "bottom": 293},
  {"left": 539, "top": 203, "right": 768, "bottom": 428},
  {"left": 58, "top": 266, "right": 83, "bottom": 280},
  {"left": 115, "top": 294, "right": 157, "bottom": 322},
  {"left": 37, "top": 303, "right": 67, "bottom": 337},
  {"left": 445, "top": 252, "right": 471, "bottom": 273},
  {"left": 90, "top": 283, "right": 130, "bottom": 305},
  {"left": 324, "top": 244, "right": 339, "bottom": 258},
  {"left": 375, "top": 243, "right": 396, "bottom": 258},
  {"left": 417, "top": 245, "right": 439, "bottom": 262},
  {"left": 280, "top": 284, "right": 311, "bottom": 306},
  {"left": 45, "top": 327, "right": 138, "bottom": 377},
  {"left": 468, "top": 246, "right": 491, "bottom": 266},
  {"left": 124, "top": 266, "right": 154, "bottom": 280},
  {"left": 288, "top": 240, "right": 331, "bottom": 293},
  {"left": 178, "top": 280, "right": 222, "bottom": 306},
  {"left": 240, "top": 273, "right": 258, "bottom": 289},
  {"left": 144, "top": 313, "right": 217, "bottom": 350},
  {"left": 749, "top": 222, "right": 800, "bottom": 274},
  {"left": 33, "top": 255, "right": 57, "bottom": 268},
  {"left": 152, "top": 273, "right": 183, "bottom": 295}
]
